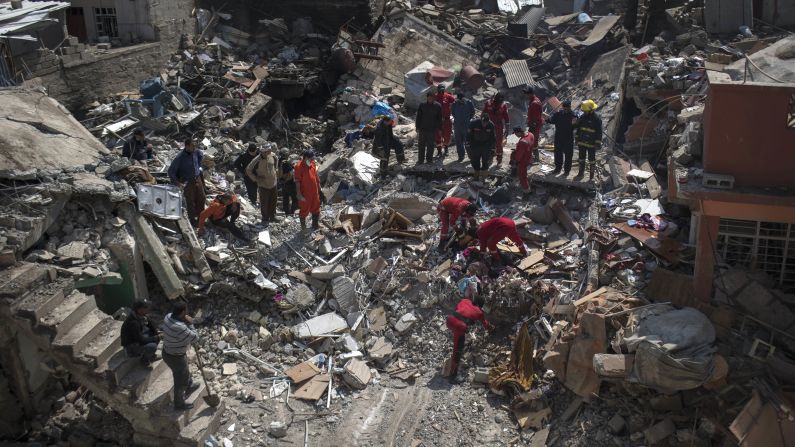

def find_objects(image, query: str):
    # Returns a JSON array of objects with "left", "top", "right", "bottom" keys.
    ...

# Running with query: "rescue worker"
[
  {"left": 467, "top": 113, "right": 496, "bottom": 180},
  {"left": 234, "top": 142, "right": 259, "bottom": 204},
  {"left": 482, "top": 92, "right": 510, "bottom": 164},
  {"left": 162, "top": 301, "right": 200, "bottom": 411},
  {"left": 477, "top": 216, "right": 528, "bottom": 260},
  {"left": 451, "top": 92, "right": 475, "bottom": 162},
  {"left": 446, "top": 297, "right": 494, "bottom": 382},
  {"left": 434, "top": 84, "right": 456, "bottom": 159},
  {"left": 295, "top": 150, "right": 322, "bottom": 230},
  {"left": 437, "top": 197, "right": 478, "bottom": 249},
  {"left": 197, "top": 193, "right": 248, "bottom": 241},
  {"left": 168, "top": 138, "right": 206, "bottom": 225},
  {"left": 120, "top": 300, "right": 160, "bottom": 367},
  {"left": 278, "top": 149, "right": 298, "bottom": 216},
  {"left": 547, "top": 100, "right": 575, "bottom": 175},
  {"left": 510, "top": 127, "right": 535, "bottom": 197},
  {"left": 245, "top": 143, "right": 279, "bottom": 225},
  {"left": 524, "top": 86, "right": 544, "bottom": 162},
  {"left": 575, "top": 99, "right": 602, "bottom": 180},
  {"left": 415, "top": 91, "right": 442, "bottom": 165},
  {"left": 122, "top": 129, "right": 154, "bottom": 163},
  {"left": 372, "top": 115, "right": 405, "bottom": 175}
]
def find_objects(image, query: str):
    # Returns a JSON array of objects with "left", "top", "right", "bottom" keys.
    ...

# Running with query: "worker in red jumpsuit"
[
  {"left": 477, "top": 217, "right": 528, "bottom": 260},
  {"left": 295, "top": 150, "right": 322, "bottom": 230},
  {"left": 524, "top": 86, "right": 544, "bottom": 162},
  {"left": 437, "top": 196, "right": 478, "bottom": 248},
  {"left": 446, "top": 297, "right": 494, "bottom": 382},
  {"left": 510, "top": 127, "right": 535, "bottom": 197},
  {"left": 434, "top": 85, "right": 456, "bottom": 159},
  {"left": 482, "top": 92, "right": 510, "bottom": 165}
]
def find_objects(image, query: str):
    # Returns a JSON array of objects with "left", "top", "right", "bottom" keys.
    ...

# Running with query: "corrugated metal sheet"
[
  {"left": 0, "top": 1, "right": 69, "bottom": 37},
  {"left": 515, "top": 6, "right": 546, "bottom": 32},
  {"left": 501, "top": 59, "right": 534, "bottom": 89},
  {"left": 564, "top": 15, "right": 621, "bottom": 48}
]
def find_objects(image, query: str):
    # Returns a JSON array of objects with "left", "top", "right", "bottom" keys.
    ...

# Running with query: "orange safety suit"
[{"left": 294, "top": 159, "right": 321, "bottom": 218}]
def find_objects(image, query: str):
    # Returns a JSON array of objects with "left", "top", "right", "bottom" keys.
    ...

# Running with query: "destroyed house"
[{"left": 670, "top": 37, "right": 795, "bottom": 300}]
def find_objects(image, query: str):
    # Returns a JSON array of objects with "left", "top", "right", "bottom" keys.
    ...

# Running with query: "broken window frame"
[
  {"left": 94, "top": 7, "right": 119, "bottom": 39},
  {"left": 717, "top": 218, "right": 795, "bottom": 292}
]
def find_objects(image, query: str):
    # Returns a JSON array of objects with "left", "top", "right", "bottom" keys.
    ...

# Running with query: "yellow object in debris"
[
  {"left": 489, "top": 322, "right": 535, "bottom": 393},
  {"left": 580, "top": 99, "right": 597, "bottom": 112}
]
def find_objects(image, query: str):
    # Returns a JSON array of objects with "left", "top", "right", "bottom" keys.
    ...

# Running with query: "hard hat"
[{"left": 581, "top": 99, "right": 597, "bottom": 112}]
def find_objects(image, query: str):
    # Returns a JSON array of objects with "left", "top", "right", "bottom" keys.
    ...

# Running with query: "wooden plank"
[
  {"left": 548, "top": 198, "right": 582, "bottom": 235},
  {"left": 517, "top": 251, "right": 545, "bottom": 271},
  {"left": 574, "top": 287, "right": 608, "bottom": 307},
  {"left": 285, "top": 361, "right": 321, "bottom": 384},
  {"left": 293, "top": 374, "right": 330, "bottom": 401},
  {"left": 614, "top": 222, "right": 681, "bottom": 264}
]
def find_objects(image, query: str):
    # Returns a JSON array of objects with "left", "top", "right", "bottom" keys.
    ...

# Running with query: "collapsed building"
[{"left": 0, "top": 0, "right": 794, "bottom": 446}]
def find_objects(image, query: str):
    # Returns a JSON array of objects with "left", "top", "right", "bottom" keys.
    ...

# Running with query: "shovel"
[{"left": 193, "top": 347, "right": 221, "bottom": 407}]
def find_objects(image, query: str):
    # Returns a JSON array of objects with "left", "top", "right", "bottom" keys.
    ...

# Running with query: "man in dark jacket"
[
  {"left": 547, "top": 100, "right": 576, "bottom": 175},
  {"left": 122, "top": 129, "right": 154, "bottom": 163},
  {"left": 120, "top": 300, "right": 160, "bottom": 367},
  {"left": 373, "top": 116, "right": 405, "bottom": 175},
  {"left": 278, "top": 149, "right": 298, "bottom": 215},
  {"left": 415, "top": 91, "right": 442, "bottom": 165},
  {"left": 467, "top": 114, "right": 496, "bottom": 180},
  {"left": 451, "top": 92, "right": 475, "bottom": 162},
  {"left": 168, "top": 138, "right": 206, "bottom": 225},
  {"left": 575, "top": 99, "right": 602, "bottom": 180},
  {"left": 234, "top": 143, "right": 259, "bottom": 204}
]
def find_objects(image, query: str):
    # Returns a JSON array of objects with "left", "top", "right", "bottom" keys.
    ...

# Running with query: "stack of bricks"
[
  {"left": 15, "top": 48, "right": 60, "bottom": 77},
  {"left": 58, "top": 36, "right": 93, "bottom": 66}
]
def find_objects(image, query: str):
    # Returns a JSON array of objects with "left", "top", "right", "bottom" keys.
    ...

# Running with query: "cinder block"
[{"left": 702, "top": 172, "right": 734, "bottom": 189}]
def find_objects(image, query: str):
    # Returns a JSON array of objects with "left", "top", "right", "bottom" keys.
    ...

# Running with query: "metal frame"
[{"left": 717, "top": 218, "right": 795, "bottom": 291}]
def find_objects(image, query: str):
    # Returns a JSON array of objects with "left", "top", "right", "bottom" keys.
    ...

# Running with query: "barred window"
[{"left": 718, "top": 218, "right": 795, "bottom": 291}]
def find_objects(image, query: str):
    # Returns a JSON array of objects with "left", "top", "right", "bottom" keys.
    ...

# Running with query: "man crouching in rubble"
[
  {"left": 295, "top": 150, "right": 322, "bottom": 230},
  {"left": 162, "top": 301, "right": 200, "bottom": 411},
  {"left": 437, "top": 196, "right": 478, "bottom": 250},
  {"left": 197, "top": 193, "right": 249, "bottom": 241},
  {"left": 120, "top": 300, "right": 160, "bottom": 368},
  {"left": 446, "top": 296, "right": 494, "bottom": 382},
  {"left": 168, "top": 138, "right": 206, "bottom": 225},
  {"left": 477, "top": 217, "right": 528, "bottom": 261}
]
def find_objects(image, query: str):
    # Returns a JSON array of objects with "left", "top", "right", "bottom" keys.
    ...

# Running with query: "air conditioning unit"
[{"left": 702, "top": 172, "right": 735, "bottom": 189}]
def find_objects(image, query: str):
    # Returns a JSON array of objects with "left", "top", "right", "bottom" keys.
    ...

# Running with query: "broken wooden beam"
[{"left": 177, "top": 216, "right": 214, "bottom": 282}]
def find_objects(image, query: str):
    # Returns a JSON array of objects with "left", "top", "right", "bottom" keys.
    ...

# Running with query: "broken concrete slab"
[
  {"left": 592, "top": 354, "right": 634, "bottom": 378},
  {"left": 331, "top": 276, "right": 357, "bottom": 315},
  {"left": 350, "top": 151, "right": 380, "bottom": 186},
  {"left": 394, "top": 313, "right": 417, "bottom": 335},
  {"left": 292, "top": 312, "right": 348, "bottom": 338},
  {"left": 311, "top": 263, "right": 345, "bottom": 280},
  {"left": 222, "top": 363, "right": 238, "bottom": 376},
  {"left": 365, "top": 257, "right": 387, "bottom": 277},
  {"left": 368, "top": 336, "right": 394, "bottom": 366},
  {"left": 387, "top": 194, "right": 436, "bottom": 223},
  {"left": 342, "top": 358, "right": 371, "bottom": 390},
  {"left": 644, "top": 418, "right": 676, "bottom": 444}
]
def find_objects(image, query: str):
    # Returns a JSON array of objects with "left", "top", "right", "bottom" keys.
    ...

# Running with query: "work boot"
[
  {"left": 577, "top": 161, "right": 585, "bottom": 177},
  {"left": 311, "top": 213, "right": 320, "bottom": 230},
  {"left": 174, "top": 402, "right": 194, "bottom": 411},
  {"left": 589, "top": 164, "right": 595, "bottom": 181},
  {"left": 300, "top": 216, "right": 307, "bottom": 230}
]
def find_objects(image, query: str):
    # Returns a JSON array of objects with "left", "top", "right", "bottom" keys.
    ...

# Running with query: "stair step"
[
  {"left": 176, "top": 399, "right": 226, "bottom": 447},
  {"left": 39, "top": 290, "right": 96, "bottom": 338},
  {"left": 79, "top": 319, "right": 123, "bottom": 368},
  {"left": 0, "top": 263, "right": 55, "bottom": 300},
  {"left": 135, "top": 362, "right": 174, "bottom": 408},
  {"left": 12, "top": 278, "right": 74, "bottom": 322},
  {"left": 118, "top": 358, "right": 168, "bottom": 398},
  {"left": 161, "top": 381, "right": 208, "bottom": 426},
  {"left": 52, "top": 308, "right": 107, "bottom": 356}
]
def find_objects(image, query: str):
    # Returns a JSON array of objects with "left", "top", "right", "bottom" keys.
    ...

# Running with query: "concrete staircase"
[{"left": 0, "top": 263, "right": 225, "bottom": 446}]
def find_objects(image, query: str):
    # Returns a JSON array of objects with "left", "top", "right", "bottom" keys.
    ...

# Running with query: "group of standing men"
[
  {"left": 406, "top": 86, "right": 603, "bottom": 185},
  {"left": 167, "top": 138, "right": 324, "bottom": 237}
]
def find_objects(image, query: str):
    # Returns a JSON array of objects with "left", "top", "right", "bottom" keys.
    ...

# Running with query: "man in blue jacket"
[
  {"left": 168, "top": 138, "right": 206, "bottom": 225},
  {"left": 451, "top": 92, "right": 475, "bottom": 163}
]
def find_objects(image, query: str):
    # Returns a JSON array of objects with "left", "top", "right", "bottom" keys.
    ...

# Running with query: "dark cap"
[
  {"left": 438, "top": 84, "right": 446, "bottom": 91},
  {"left": 494, "top": 92, "right": 504, "bottom": 101},
  {"left": 302, "top": 149, "right": 315, "bottom": 158},
  {"left": 523, "top": 86, "right": 534, "bottom": 95},
  {"left": 426, "top": 90, "right": 435, "bottom": 97},
  {"left": 132, "top": 300, "right": 151, "bottom": 311},
  {"left": 562, "top": 100, "right": 572, "bottom": 108},
  {"left": 133, "top": 129, "right": 144, "bottom": 136},
  {"left": 456, "top": 92, "right": 464, "bottom": 99},
  {"left": 513, "top": 126, "right": 524, "bottom": 133},
  {"left": 247, "top": 142, "right": 257, "bottom": 151}
]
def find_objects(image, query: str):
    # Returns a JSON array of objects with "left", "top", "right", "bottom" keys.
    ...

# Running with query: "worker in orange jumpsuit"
[
  {"left": 434, "top": 85, "right": 456, "bottom": 159},
  {"left": 477, "top": 217, "right": 528, "bottom": 260},
  {"left": 197, "top": 193, "right": 248, "bottom": 241},
  {"left": 510, "top": 127, "right": 535, "bottom": 197},
  {"left": 482, "top": 92, "right": 510, "bottom": 165},
  {"left": 294, "top": 150, "right": 322, "bottom": 230},
  {"left": 524, "top": 86, "right": 544, "bottom": 162},
  {"left": 437, "top": 196, "right": 478, "bottom": 248},
  {"left": 446, "top": 297, "right": 494, "bottom": 382}
]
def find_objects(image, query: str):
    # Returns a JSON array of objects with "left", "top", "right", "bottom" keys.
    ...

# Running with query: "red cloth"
[
  {"left": 295, "top": 160, "right": 320, "bottom": 218},
  {"left": 477, "top": 217, "right": 526, "bottom": 257},
  {"left": 512, "top": 133, "right": 535, "bottom": 191},
  {"left": 484, "top": 100, "right": 510, "bottom": 157},
  {"left": 526, "top": 96, "right": 544, "bottom": 145},
  {"left": 437, "top": 197, "right": 472, "bottom": 238}
]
